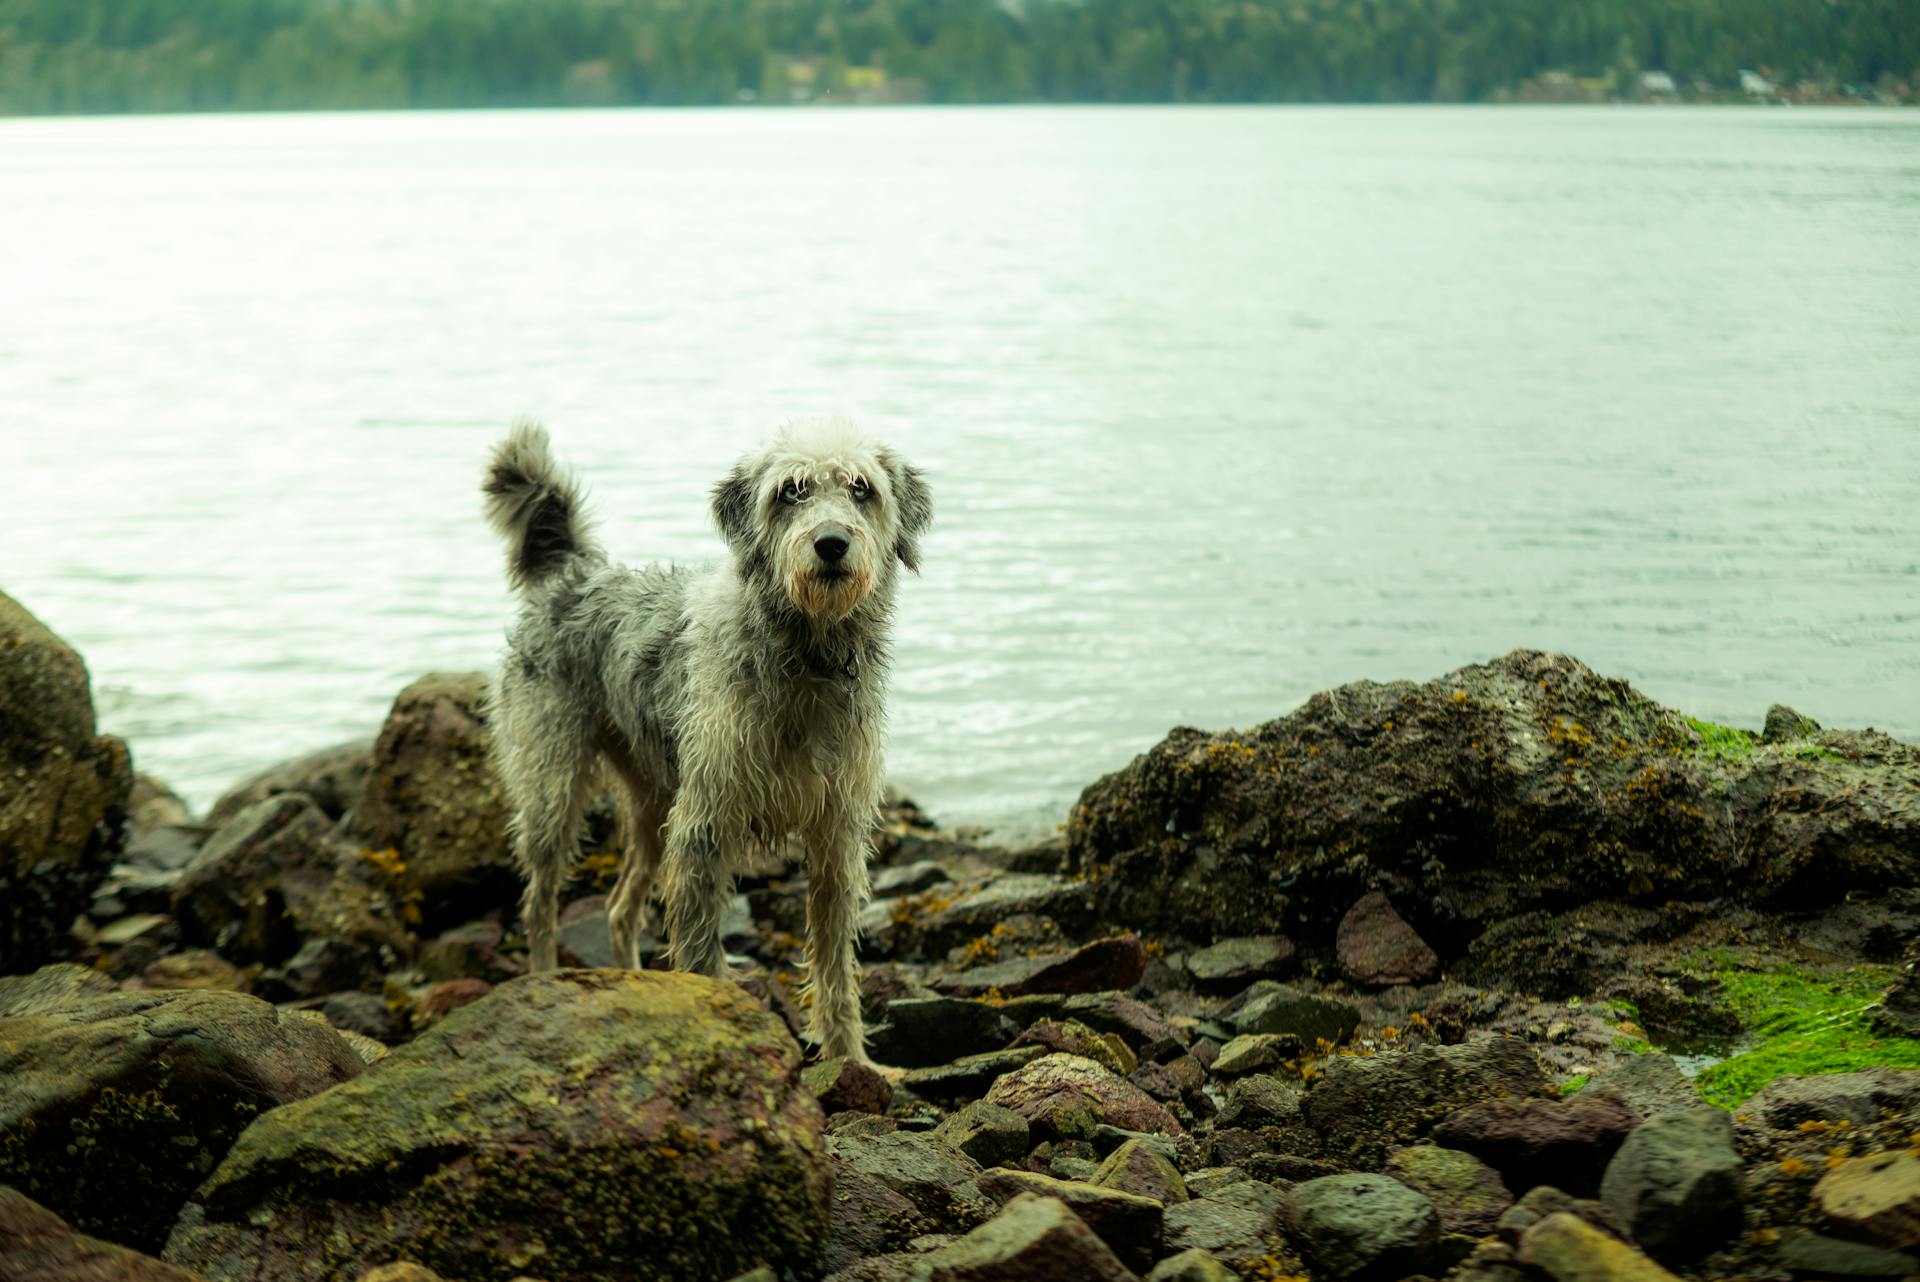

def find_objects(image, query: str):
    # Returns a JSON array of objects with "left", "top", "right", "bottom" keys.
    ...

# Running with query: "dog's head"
[{"left": 711, "top": 420, "right": 931, "bottom": 623}]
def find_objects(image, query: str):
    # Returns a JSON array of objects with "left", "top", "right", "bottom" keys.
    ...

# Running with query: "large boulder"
[
  {"left": 163, "top": 970, "right": 831, "bottom": 1282},
  {"left": 351, "top": 672, "right": 518, "bottom": 919},
  {"left": 0, "top": 590, "right": 133, "bottom": 971},
  {"left": 0, "top": 964, "right": 364, "bottom": 1252},
  {"left": 1066, "top": 650, "right": 1920, "bottom": 956}
]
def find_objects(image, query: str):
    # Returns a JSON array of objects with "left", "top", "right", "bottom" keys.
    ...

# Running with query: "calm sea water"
[{"left": 3, "top": 106, "right": 1917, "bottom": 839}]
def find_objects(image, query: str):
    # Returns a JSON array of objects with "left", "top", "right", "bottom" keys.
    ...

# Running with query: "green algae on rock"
[
  {"left": 1692, "top": 960, "right": 1920, "bottom": 1108},
  {"left": 162, "top": 969, "right": 831, "bottom": 1282}
]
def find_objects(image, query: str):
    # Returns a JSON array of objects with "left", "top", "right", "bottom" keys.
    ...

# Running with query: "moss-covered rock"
[
  {"left": 163, "top": 969, "right": 831, "bottom": 1282},
  {"left": 1066, "top": 650, "right": 1920, "bottom": 961},
  {"left": 0, "top": 966, "right": 364, "bottom": 1252},
  {"left": 1381, "top": 1144, "right": 1513, "bottom": 1236},
  {"left": 351, "top": 672, "right": 518, "bottom": 922},
  {"left": 0, "top": 590, "right": 133, "bottom": 972}
]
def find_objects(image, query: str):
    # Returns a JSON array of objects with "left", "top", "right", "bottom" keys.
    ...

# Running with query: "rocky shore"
[{"left": 4, "top": 587, "right": 1919, "bottom": 1282}]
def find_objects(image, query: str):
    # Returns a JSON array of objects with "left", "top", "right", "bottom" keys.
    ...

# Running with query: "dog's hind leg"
[
  {"left": 803, "top": 811, "right": 875, "bottom": 1063},
  {"left": 606, "top": 769, "right": 668, "bottom": 971},
  {"left": 495, "top": 711, "right": 596, "bottom": 973}
]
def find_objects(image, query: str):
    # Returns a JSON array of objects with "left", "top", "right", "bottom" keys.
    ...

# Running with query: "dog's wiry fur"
[{"left": 482, "top": 418, "right": 929, "bottom": 1062}]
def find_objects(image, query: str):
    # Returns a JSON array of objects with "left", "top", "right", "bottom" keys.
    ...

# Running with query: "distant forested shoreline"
[{"left": 1, "top": 0, "right": 1914, "bottom": 115}]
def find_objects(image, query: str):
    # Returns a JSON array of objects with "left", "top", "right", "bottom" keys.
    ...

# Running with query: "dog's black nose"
[{"left": 814, "top": 532, "right": 850, "bottom": 564}]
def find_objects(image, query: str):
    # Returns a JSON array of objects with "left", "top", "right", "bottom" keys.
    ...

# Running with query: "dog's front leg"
[
  {"left": 803, "top": 814, "right": 874, "bottom": 1064},
  {"left": 661, "top": 814, "right": 732, "bottom": 979}
]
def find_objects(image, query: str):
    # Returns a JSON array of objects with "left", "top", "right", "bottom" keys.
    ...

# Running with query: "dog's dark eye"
[
  {"left": 779, "top": 480, "right": 804, "bottom": 505},
  {"left": 850, "top": 478, "right": 872, "bottom": 503}
]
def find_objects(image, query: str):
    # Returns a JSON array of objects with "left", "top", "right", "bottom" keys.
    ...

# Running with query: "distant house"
[
  {"left": 1739, "top": 69, "right": 1775, "bottom": 96},
  {"left": 845, "top": 66, "right": 888, "bottom": 102},
  {"left": 1640, "top": 70, "right": 1677, "bottom": 96},
  {"left": 1517, "top": 69, "right": 1610, "bottom": 103}
]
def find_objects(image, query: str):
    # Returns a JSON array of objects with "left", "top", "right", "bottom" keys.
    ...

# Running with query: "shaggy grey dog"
[{"left": 482, "top": 419, "right": 929, "bottom": 1063}]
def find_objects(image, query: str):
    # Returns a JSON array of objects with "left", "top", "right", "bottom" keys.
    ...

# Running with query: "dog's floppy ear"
[
  {"left": 883, "top": 451, "right": 933, "bottom": 573},
  {"left": 711, "top": 461, "right": 755, "bottom": 552}
]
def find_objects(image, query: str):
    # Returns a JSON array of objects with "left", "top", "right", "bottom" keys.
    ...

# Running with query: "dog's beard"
[{"left": 788, "top": 564, "right": 872, "bottom": 622}]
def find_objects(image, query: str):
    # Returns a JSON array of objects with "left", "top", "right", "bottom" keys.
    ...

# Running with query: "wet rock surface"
[
  {"left": 8, "top": 647, "right": 1920, "bottom": 1282},
  {"left": 0, "top": 591, "right": 133, "bottom": 973},
  {"left": 985, "top": 1053, "right": 1183, "bottom": 1141},
  {"left": 1519, "top": 1211, "right": 1684, "bottom": 1282},
  {"left": 929, "top": 1100, "right": 1030, "bottom": 1168},
  {"left": 1381, "top": 1143, "right": 1513, "bottom": 1235},
  {"left": 1284, "top": 1173, "right": 1439, "bottom": 1281},
  {"left": 349, "top": 672, "right": 519, "bottom": 922},
  {"left": 1810, "top": 1150, "right": 1920, "bottom": 1249},
  {"left": 1598, "top": 1107, "right": 1745, "bottom": 1263},
  {"left": 171, "top": 794, "right": 409, "bottom": 968},
  {"left": 1431, "top": 1087, "right": 1641, "bottom": 1196},
  {"left": 0, "top": 965, "right": 364, "bottom": 1252},
  {"left": 0, "top": 1186, "right": 209, "bottom": 1282},
  {"left": 1066, "top": 648, "right": 1920, "bottom": 954},
  {"left": 868, "top": 996, "right": 1023, "bottom": 1067},
  {"left": 1336, "top": 892, "right": 1439, "bottom": 987},
  {"left": 1304, "top": 1037, "right": 1553, "bottom": 1167},
  {"left": 974, "top": 1167, "right": 1164, "bottom": 1273},
  {"left": 931, "top": 934, "right": 1147, "bottom": 998},
  {"left": 1161, "top": 1180, "right": 1291, "bottom": 1273},
  {"left": 920, "top": 1192, "right": 1138, "bottom": 1282},
  {"left": 163, "top": 970, "right": 830, "bottom": 1282},
  {"left": 205, "top": 739, "right": 372, "bottom": 829},
  {"left": 1185, "top": 935, "right": 1295, "bottom": 992}
]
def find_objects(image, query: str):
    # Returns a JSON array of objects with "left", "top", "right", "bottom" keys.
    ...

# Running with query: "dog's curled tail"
[{"left": 483, "top": 419, "right": 600, "bottom": 592}]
